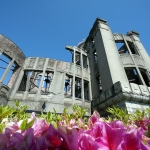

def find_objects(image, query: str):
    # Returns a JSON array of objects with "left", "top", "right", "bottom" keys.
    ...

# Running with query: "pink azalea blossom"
[
  {"left": 94, "top": 122, "right": 125, "bottom": 150},
  {"left": 4, "top": 119, "right": 20, "bottom": 135},
  {"left": 78, "top": 133, "right": 100, "bottom": 150},
  {"left": 31, "top": 118, "right": 48, "bottom": 137},
  {"left": 121, "top": 128, "right": 148, "bottom": 150},
  {"left": 1, "top": 108, "right": 150, "bottom": 149},
  {"left": 88, "top": 110, "right": 100, "bottom": 128},
  {"left": 0, "top": 134, "right": 9, "bottom": 150},
  {"left": 45, "top": 124, "right": 62, "bottom": 149},
  {"left": 135, "top": 119, "right": 150, "bottom": 131},
  {"left": 58, "top": 126, "right": 79, "bottom": 150}
]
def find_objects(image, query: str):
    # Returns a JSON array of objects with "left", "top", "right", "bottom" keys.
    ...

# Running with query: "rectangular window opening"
[
  {"left": 127, "top": 42, "right": 139, "bottom": 55},
  {"left": 64, "top": 74, "right": 73, "bottom": 97},
  {"left": 75, "top": 52, "right": 81, "bottom": 66},
  {"left": 139, "top": 69, "right": 150, "bottom": 86},
  {"left": 125, "top": 68, "right": 142, "bottom": 85},
  {"left": 83, "top": 55, "right": 88, "bottom": 68},
  {"left": 18, "top": 71, "right": 42, "bottom": 92},
  {"left": 116, "top": 42, "right": 129, "bottom": 54},
  {"left": 84, "top": 80, "right": 89, "bottom": 100},
  {"left": 75, "top": 77, "right": 81, "bottom": 98},
  {"left": 42, "top": 72, "right": 53, "bottom": 93}
]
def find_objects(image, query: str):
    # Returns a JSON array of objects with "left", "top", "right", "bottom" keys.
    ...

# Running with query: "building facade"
[
  {"left": 0, "top": 34, "right": 91, "bottom": 115},
  {"left": 0, "top": 18, "right": 150, "bottom": 116}
]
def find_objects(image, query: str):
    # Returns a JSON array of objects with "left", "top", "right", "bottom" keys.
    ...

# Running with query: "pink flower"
[
  {"left": 31, "top": 118, "right": 48, "bottom": 137},
  {"left": 88, "top": 111, "right": 100, "bottom": 128},
  {"left": 6, "top": 132, "right": 27, "bottom": 149},
  {"left": 70, "top": 119, "right": 76, "bottom": 127},
  {"left": 33, "top": 135, "right": 48, "bottom": 150},
  {"left": 121, "top": 128, "right": 148, "bottom": 150},
  {"left": 109, "top": 120, "right": 125, "bottom": 129},
  {"left": 24, "top": 128, "right": 35, "bottom": 149},
  {"left": 45, "top": 124, "right": 62, "bottom": 149},
  {"left": 0, "top": 134, "right": 9, "bottom": 149},
  {"left": 142, "top": 135, "right": 150, "bottom": 147},
  {"left": 85, "top": 121, "right": 126, "bottom": 150},
  {"left": 58, "top": 126, "right": 79, "bottom": 150},
  {"left": 4, "top": 119, "right": 20, "bottom": 136},
  {"left": 78, "top": 133, "right": 100, "bottom": 150},
  {"left": 135, "top": 119, "right": 150, "bottom": 131}
]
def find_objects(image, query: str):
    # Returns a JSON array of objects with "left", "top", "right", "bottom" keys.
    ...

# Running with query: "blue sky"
[{"left": 0, "top": 1, "right": 150, "bottom": 63}]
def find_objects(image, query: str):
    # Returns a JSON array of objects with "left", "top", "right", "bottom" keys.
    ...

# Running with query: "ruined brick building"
[{"left": 1, "top": 18, "right": 150, "bottom": 116}]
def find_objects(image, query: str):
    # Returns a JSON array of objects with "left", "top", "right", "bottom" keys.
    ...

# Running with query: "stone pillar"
[
  {"left": 9, "top": 68, "right": 24, "bottom": 99},
  {"left": 33, "top": 57, "right": 39, "bottom": 69},
  {"left": 127, "top": 31, "right": 150, "bottom": 71},
  {"left": 72, "top": 48, "right": 76, "bottom": 104},
  {"left": 87, "top": 43, "right": 100, "bottom": 98},
  {"left": 7, "top": 66, "right": 21, "bottom": 97},
  {"left": 35, "top": 58, "right": 49, "bottom": 101},
  {"left": 87, "top": 56, "right": 92, "bottom": 101},
  {"left": 22, "top": 73, "right": 32, "bottom": 100},
  {"left": 7, "top": 66, "right": 20, "bottom": 89},
  {"left": 94, "top": 19, "right": 128, "bottom": 91},
  {"left": 0, "top": 57, "right": 15, "bottom": 88},
  {"left": 80, "top": 50, "right": 85, "bottom": 106}
]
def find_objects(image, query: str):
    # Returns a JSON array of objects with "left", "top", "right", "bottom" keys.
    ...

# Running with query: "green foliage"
[
  {"left": 0, "top": 100, "right": 30, "bottom": 124},
  {"left": 0, "top": 105, "right": 15, "bottom": 122},
  {"left": 1, "top": 100, "right": 150, "bottom": 134},
  {"left": 39, "top": 105, "right": 88, "bottom": 126},
  {"left": 107, "top": 106, "right": 150, "bottom": 128},
  {"left": 0, "top": 101, "right": 88, "bottom": 127},
  {"left": 107, "top": 106, "right": 130, "bottom": 124},
  {"left": 72, "top": 105, "right": 87, "bottom": 119},
  {"left": 20, "top": 119, "right": 35, "bottom": 131},
  {"left": 0, "top": 122, "right": 5, "bottom": 133},
  {"left": 12, "top": 100, "right": 29, "bottom": 120}
]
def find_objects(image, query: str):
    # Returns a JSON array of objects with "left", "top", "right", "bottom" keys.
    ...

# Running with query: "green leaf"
[
  {"left": 14, "top": 101, "right": 20, "bottom": 107},
  {"left": 53, "top": 108, "right": 57, "bottom": 114},
  {"left": 47, "top": 111, "right": 51, "bottom": 120},
  {"left": 26, "top": 119, "right": 35, "bottom": 129},
  {"left": 20, "top": 119, "right": 27, "bottom": 130},
  {"left": 63, "top": 108, "right": 68, "bottom": 114},
  {"left": 52, "top": 121, "right": 57, "bottom": 129},
  {"left": 0, "top": 123, "right": 5, "bottom": 133}
]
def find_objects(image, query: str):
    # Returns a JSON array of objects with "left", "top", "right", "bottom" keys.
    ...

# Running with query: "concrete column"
[
  {"left": 33, "top": 57, "right": 39, "bottom": 70},
  {"left": 80, "top": 51, "right": 85, "bottom": 106},
  {"left": 49, "top": 60, "right": 57, "bottom": 93},
  {"left": 22, "top": 73, "right": 32, "bottom": 100},
  {"left": 72, "top": 49, "right": 76, "bottom": 104},
  {"left": 87, "top": 44, "right": 100, "bottom": 98},
  {"left": 7, "top": 66, "right": 21, "bottom": 96},
  {"left": 0, "top": 57, "right": 15, "bottom": 88},
  {"left": 127, "top": 31, "right": 150, "bottom": 71},
  {"left": 9, "top": 68, "right": 24, "bottom": 99},
  {"left": 35, "top": 58, "right": 49, "bottom": 101},
  {"left": 123, "top": 35, "right": 146, "bottom": 85},
  {"left": 94, "top": 19, "right": 128, "bottom": 91},
  {"left": 87, "top": 56, "right": 92, "bottom": 101}
]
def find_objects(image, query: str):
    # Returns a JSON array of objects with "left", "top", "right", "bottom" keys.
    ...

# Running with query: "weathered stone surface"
[{"left": 1, "top": 18, "right": 150, "bottom": 116}]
